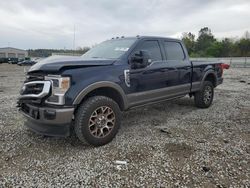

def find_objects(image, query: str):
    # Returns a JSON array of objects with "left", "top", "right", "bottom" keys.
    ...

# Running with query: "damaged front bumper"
[
  {"left": 18, "top": 80, "right": 74, "bottom": 137},
  {"left": 19, "top": 103, "right": 74, "bottom": 137}
]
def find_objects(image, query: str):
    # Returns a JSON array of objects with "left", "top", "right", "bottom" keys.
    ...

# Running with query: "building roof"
[{"left": 0, "top": 47, "right": 27, "bottom": 52}]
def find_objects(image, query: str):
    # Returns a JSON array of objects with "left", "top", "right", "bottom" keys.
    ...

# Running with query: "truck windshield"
[{"left": 82, "top": 39, "right": 136, "bottom": 59}]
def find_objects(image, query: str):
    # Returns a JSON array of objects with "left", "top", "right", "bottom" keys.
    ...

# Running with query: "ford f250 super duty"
[{"left": 17, "top": 36, "right": 229, "bottom": 146}]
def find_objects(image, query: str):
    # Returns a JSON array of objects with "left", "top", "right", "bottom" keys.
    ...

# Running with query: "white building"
[{"left": 0, "top": 47, "right": 28, "bottom": 59}]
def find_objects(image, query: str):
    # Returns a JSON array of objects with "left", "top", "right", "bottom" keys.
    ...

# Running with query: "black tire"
[
  {"left": 74, "top": 96, "right": 121, "bottom": 146},
  {"left": 194, "top": 81, "right": 214, "bottom": 108}
]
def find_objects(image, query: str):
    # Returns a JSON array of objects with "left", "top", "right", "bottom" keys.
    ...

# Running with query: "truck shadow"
[
  {"left": 25, "top": 96, "right": 197, "bottom": 149},
  {"left": 122, "top": 96, "right": 197, "bottom": 126}
]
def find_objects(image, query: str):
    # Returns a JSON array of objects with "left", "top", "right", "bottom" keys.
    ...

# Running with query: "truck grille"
[
  {"left": 25, "top": 74, "right": 44, "bottom": 83},
  {"left": 21, "top": 83, "right": 44, "bottom": 95},
  {"left": 19, "top": 81, "right": 51, "bottom": 100}
]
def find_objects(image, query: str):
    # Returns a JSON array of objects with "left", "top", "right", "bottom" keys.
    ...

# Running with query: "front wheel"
[
  {"left": 194, "top": 81, "right": 214, "bottom": 108},
  {"left": 74, "top": 96, "right": 121, "bottom": 146}
]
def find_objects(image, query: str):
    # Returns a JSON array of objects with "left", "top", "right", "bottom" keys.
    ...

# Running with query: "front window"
[
  {"left": 82, "top": 39, "right": 136, "bottom": 59},
  {"left": 133, "top": 40, "right": 162, "bottom": 61}
]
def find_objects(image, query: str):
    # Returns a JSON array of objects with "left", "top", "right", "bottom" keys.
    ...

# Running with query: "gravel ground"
[{"left": 0, "top": 64, "right": 249, "bottom": 187}]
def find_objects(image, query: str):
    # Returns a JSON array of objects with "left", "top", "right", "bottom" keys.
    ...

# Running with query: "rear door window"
[{"left": 164, "top": 41, "right": 185, "bottom": 60}]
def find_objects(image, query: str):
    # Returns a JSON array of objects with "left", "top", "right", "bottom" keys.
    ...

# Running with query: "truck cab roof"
[{"left": 110, "top": 36, "right": 182, "bottom": 42}]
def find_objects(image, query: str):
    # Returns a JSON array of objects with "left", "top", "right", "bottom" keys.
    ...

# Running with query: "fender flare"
[
  {"left": 73, "top": 81, "right": 129, "bottom": 109},
  {"left": 201, "top": 69, "right": 218, "bottom": 86}
]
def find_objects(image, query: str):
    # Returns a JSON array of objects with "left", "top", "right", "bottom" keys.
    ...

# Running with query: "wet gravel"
[{"left": 0, "top": 64, "right": 249, "bottom": 187}]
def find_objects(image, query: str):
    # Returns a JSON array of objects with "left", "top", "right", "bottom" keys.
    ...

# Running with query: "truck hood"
[{"left": 28, "top": 56, "right": 115, "bottom": 73}]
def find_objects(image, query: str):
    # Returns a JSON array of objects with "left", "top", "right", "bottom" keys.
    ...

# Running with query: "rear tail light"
[
  {"left": 219, "top": 63, "right": 230, "bottom": 75},
  {"left": 221, "top": 63, "right": 230, "bottom": 69}
]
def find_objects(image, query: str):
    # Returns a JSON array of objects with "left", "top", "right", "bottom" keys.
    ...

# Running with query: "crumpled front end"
[{"left": 17, "top": 73, "right": 74, "bottom": 137}]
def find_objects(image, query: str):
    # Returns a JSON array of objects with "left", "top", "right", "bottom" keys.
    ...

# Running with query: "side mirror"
[{"left": 130, "top": 50, "right": 152, "bottom": 69}]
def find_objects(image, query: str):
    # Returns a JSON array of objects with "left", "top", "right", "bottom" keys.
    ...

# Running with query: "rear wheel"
[
  {"left": 194, "top": 81, "right": 214, "bottom": 108},
  {"left": 74, "top": 96, "right": 121, "bottom": 146}
]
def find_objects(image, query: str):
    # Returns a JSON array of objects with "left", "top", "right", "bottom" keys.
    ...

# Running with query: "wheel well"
[
  {"left": 80, "top": 87, "right": 125, "bottom": 110},
  {"left": 204, "top": 73, "right": 216, "bottom": 87}
]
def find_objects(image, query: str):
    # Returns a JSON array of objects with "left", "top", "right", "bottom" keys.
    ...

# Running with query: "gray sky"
[{"left": 0, "top": 0, "right": 249, "bottom": 49}]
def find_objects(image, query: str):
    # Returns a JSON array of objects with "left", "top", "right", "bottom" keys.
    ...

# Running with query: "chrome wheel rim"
[
  {"left": 204, "top": 86, "right": 212, "bottom": 104},
  {"left": 88, "top": 106, "right": 115, "bottom": 138}
]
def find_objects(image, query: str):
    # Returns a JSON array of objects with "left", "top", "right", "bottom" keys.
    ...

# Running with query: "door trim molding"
[{"left": 127, "top": 84, "right": 191, "bottom": 108}]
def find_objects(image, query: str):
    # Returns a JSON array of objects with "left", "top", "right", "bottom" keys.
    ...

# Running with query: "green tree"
[
  {"left": 28, "top": 47, "right": 90, "bottom": 57},
  {"left": 196, "top": 27, "right": 216, "bottom": 56},
  {"left": 182, "top": 32, "right": 196, "bottom": 55},
  {"left": 220, "top": 38, "right": 234, "bottom": 57},
  {"left": 237, "top": 38, "right": 250, "bottom": 56},
  {"left": 243, "top": 31, "right": 250, "bottom": 39},
  {"left": 206, "top": 41, "right": 223, "bottom": 57}
]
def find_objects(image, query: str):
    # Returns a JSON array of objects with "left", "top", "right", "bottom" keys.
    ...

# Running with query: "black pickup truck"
[{"left": 17, "top": 36, "right": 228, "bottom": 146}]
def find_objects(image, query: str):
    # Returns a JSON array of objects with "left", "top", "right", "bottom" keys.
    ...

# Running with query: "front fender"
[{"left": 73, "top": 81, "right": 129, "bottom": 109}]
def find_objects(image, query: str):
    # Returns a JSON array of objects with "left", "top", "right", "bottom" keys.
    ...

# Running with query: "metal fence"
[{"left": 191, "top": 57, "right": 250, "bottom": 68}]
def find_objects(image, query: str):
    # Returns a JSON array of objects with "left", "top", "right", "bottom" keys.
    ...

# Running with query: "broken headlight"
[{"left": 45, "top": 75, "right": 70, "bottom": 105}]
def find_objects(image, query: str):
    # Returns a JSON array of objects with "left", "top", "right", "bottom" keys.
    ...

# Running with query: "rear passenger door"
[{"left": 162, "top": 40, "right": 192, "bottom": 93}]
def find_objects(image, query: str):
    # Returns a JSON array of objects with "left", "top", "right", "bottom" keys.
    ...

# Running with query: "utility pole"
[{"left": 73, "top": 25, "right": 76, "bottom": 54}]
